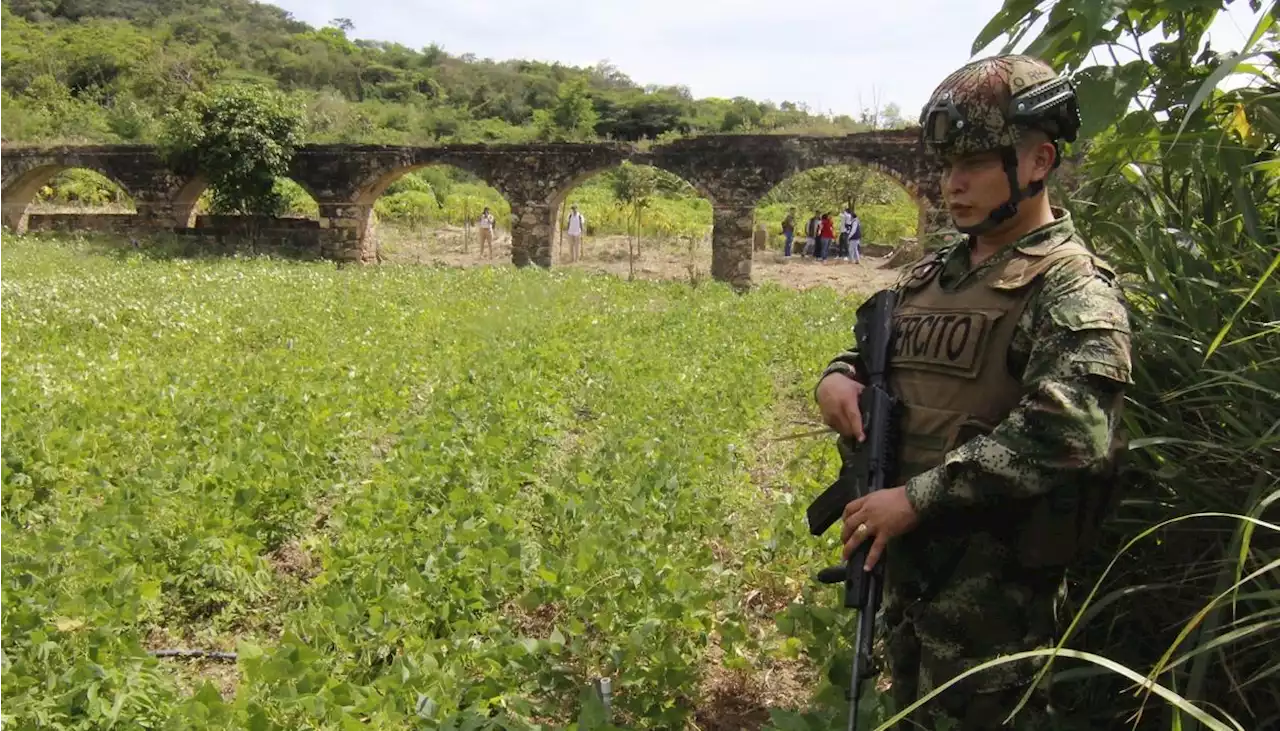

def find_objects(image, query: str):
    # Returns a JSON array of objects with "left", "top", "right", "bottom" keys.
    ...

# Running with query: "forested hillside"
[
  {"left": 0, "top": 0, "right": 901, "bottom": 146},
  {"left": 2, "top": 0, "right": 926, "bottom": 249}
]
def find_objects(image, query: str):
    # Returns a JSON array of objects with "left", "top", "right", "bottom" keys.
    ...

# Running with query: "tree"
[
  {"left": 161, "top": 82, "right": 305, "bottom": 216},
  {"left": 532, "top": 77, "right": 598, "bottom": 141},
  {"left": 610, "top": 162, "right": 658, "bottom": 279},
  {"left": 879, "top": 102, "right": 908, "bottom": 129},
  {"left": 330, "top": 17, "right": 354, "bottom": 33},
  {"left": 761, "top": 165, "right": 905, "bottom": 215}
]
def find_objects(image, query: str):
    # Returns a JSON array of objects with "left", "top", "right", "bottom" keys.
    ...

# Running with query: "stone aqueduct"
[{"left": 1, "top": 129, "right": 945, "bottom": 287}]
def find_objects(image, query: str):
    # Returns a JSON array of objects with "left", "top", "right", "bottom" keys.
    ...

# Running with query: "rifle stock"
[{"left": 807, "top": 288, "right": 902, "bottom": 731}]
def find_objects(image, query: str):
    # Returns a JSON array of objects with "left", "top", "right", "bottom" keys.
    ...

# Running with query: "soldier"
[{"left": 813, "top": 55, "right": 1133, "bottom": 729}]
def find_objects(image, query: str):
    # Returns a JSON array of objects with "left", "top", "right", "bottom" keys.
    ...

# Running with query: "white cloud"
[{"left": 265, "top": 0, "right": 1266, "bottom": 120}]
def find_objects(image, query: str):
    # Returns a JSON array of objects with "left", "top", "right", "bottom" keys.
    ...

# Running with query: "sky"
[{"left": 265, "top": 0, "right": 1268, "bottom": 120}]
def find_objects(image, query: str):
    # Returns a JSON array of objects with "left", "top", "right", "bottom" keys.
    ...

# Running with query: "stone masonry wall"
[
  {"left": 27, "top": 213, "right": 142, "bottom": 236},
  {"left": 176, "top": 216, "right": 321, "bottom": 256},
  {"left": 2, "top": 133, "right": 946, "bottom": 288}
]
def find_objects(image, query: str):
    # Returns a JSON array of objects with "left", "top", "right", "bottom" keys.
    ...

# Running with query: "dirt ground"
[{"left": 377, "top": 226, "right": 904, "bottom": 295}]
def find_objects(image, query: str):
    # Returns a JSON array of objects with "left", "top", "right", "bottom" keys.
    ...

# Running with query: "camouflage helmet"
[{"left": 919, "top": 55, "right": 1080, "bottom": 159}]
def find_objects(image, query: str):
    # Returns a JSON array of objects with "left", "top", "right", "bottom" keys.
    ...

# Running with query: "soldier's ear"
[
  {"left": 1020, "top": 130, "right": 1057, "bottom": 181},
  {"left": 1034, "top": 139, "right": 1057, "bottom": 179}
]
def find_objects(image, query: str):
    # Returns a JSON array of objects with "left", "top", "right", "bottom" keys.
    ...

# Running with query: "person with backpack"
[
  {"left": 565, "top": 204, "right": 586, "bottom": 263},
  {"left": 839, "top": 206, "right": 854, "bottom": 259},
  {"left": 477, "top": 207, "right": 496, "bottom": 258},
  {"left": 846, "top": 208, "right": 862, "bottom": 263}
]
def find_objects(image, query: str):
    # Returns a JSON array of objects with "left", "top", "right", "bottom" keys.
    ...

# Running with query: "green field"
[{"left": 1, "top": 234, "right": 885, "bottom": 730}]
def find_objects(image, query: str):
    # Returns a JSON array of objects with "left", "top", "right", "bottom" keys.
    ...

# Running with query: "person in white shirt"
[
  {"left": 839, "top": 206, "right": 854, "bottom": 260},
  {"left": 477, "top": 207, "right": 495, "bottom": 258},
  {"left": 565, "top": 204, "right": 586, "bottom": 262}
]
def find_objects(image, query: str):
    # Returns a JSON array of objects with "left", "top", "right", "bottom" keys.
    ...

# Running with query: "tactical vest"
[{"left": 889, "top": 237, "right": 1124, "bottom": 569}]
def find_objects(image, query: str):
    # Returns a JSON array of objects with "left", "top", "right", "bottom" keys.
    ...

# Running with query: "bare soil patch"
[
  {"left": 268, "top": 538, "right": 320, "bottom": 582},
  {"left": 378, "top": 227, "right": 904, "bottom": 295},
  {"left": 144, "top": 627, "right": 240, "bottom": 701},
  {"left": 694, "top": 623, "right": 818, "bottom": 731}
]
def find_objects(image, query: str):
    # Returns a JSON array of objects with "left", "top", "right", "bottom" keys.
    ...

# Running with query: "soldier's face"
[{"left": 940, "top": 150, "right": 1007, "bottom": 227}]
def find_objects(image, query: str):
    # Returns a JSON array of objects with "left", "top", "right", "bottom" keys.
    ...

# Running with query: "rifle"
[{"left": 806, "top": 288, "right": 902, "bottom": 731}]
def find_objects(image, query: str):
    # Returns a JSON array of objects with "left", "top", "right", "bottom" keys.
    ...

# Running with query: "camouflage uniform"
[{"left": 818, "top": 56, "right": 1132, "bottom": 730}]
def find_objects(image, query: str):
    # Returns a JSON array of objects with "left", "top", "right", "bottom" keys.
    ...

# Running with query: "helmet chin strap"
[{"left": 954, "top": 145, "right": 1046, "bottom": 237}]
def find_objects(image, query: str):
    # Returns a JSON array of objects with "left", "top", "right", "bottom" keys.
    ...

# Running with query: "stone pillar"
[
  {"left": 711, "top": 205, "right": 755, "bottom": 291},
  {"left": 318, "top": 202, "right": 376, "bottom": 263},
  {"left": 1, "top": 199, "right": 32, "bottom": 233},
  {"left": 918, "top": 204, "right": 955, "bottom": 248},
  {"left": 2, "top": 170, "right": 55, "bottom": 233},
  {"left": 510, "top": 202, "right": 554, "bottom": 268}
]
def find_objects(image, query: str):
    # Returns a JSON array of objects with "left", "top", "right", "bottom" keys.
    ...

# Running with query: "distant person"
[
  {"left": 565, "top": 204, "right": 585, "bottom": 262},
  {"left": 847, "top": 208, "right": 862, "bottom": 263},
  {"left": 478, "top": 207, "right": 495, "bottom": 257},
  {"left": 819, "top": 212, "right": 835, "bottom": 261},
  {"left": 839, "top": 206, "right": 854, "bottom": 259},
  {"left": 782, "top": 208, "right": 796, "bottom": 257},
  {"left": 805, "top": 211, "right": 821, "bottom": 257}
]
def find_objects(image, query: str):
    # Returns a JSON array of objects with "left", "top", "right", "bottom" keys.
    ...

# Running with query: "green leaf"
[
  {"left": 1201, "top": 248, "right": 1280, "bottom": 364},
  {"left": 1174, "top": 6, "right": 1276, "bottom": 142},
  {"left": 971, "top": 0, "right": 1041, "bottom": 55},
  {"left": 1072, "top": 63, "right": 1147, "bottom": 139}
]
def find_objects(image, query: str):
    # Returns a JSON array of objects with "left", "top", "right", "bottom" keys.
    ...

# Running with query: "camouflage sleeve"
[
  {"left": 822, "top": 348, "right": 862, "bottom": 380},
  {"left": 813, "top": 348, "right": 862, "bottom": 402},
  {"left": 904, "top": 257, "right": 1133, "bottom": 518}
]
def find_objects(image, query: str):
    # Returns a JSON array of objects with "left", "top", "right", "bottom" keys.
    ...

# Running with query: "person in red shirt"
[{"left": 819, "top": 212, "right": 836, "bottom": 261}]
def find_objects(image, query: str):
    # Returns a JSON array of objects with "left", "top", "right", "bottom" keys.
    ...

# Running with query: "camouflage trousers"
[
  {"left": 875, "top": 558, "right": 1064, "bottom": 727},
  {"left": 885, "top": 613, "right": 1056, "bottom": 731}
]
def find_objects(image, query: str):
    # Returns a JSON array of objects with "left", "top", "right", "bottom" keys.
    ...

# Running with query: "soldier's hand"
[
  {"left": 841, "top": 486, "right": 919, "bottom": 571},
  {"left": 816, "top": 372, "right": 865, "bottom": 442}
]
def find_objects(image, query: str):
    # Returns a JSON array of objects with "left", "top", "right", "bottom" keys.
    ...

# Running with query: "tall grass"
[{"left": 1043, "top": 129, "right": 1280, "bottom": 729}]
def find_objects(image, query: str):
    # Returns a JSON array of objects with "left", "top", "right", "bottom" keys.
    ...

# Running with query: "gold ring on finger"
[{"left": 856, "top": 523, "right": 869, "bottom": 534}]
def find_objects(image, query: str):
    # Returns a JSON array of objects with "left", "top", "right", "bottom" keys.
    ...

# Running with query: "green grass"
[{"left": 0, "top": 233, "right": 883, "bottom": 730}]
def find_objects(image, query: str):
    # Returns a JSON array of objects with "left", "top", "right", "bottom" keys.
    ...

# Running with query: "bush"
[{"left": 160, "top": 82, "right": 305, "bottom": 217}]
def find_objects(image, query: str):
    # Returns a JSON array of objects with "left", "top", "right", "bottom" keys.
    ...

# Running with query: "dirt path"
[{"left": 378, "top": 227, "right": 904, "bottom": 295}]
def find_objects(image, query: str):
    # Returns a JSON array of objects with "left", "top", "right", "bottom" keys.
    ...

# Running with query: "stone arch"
[
  {"left": 171, "top": 176, "right": 208, "bottom": 228},
  {"left": 351, "top": 158, "right": 506, "bottom": 208},
  {"left": 2, "top": 163, "right": 138, "bottom": 233},
  {"left": 781, "top": 130, "right": 948, "bottom": 247},
  {"left": 767, "top": 158, "right": 936, "bottom": 246},
  {"left": 545, "top": 160, "right": 716, "bottom": 270},
  {"left": 169, "top": 175, "right": 324, "bottom": 228},
  {"left": 548, "top": 160, "right": 721, "bottom": 213},
  {"left": 355, "top": 161, "right": 515, "bottom": 263}
]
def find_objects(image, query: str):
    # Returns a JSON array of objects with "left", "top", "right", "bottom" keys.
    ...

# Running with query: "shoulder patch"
[{"left": 894, "top": 245, "right": 951, "bottom": 291}]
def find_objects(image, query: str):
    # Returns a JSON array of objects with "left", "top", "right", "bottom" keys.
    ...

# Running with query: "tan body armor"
[{"left": 889, "top": 237, "right": 1122, "bottom": 569}]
